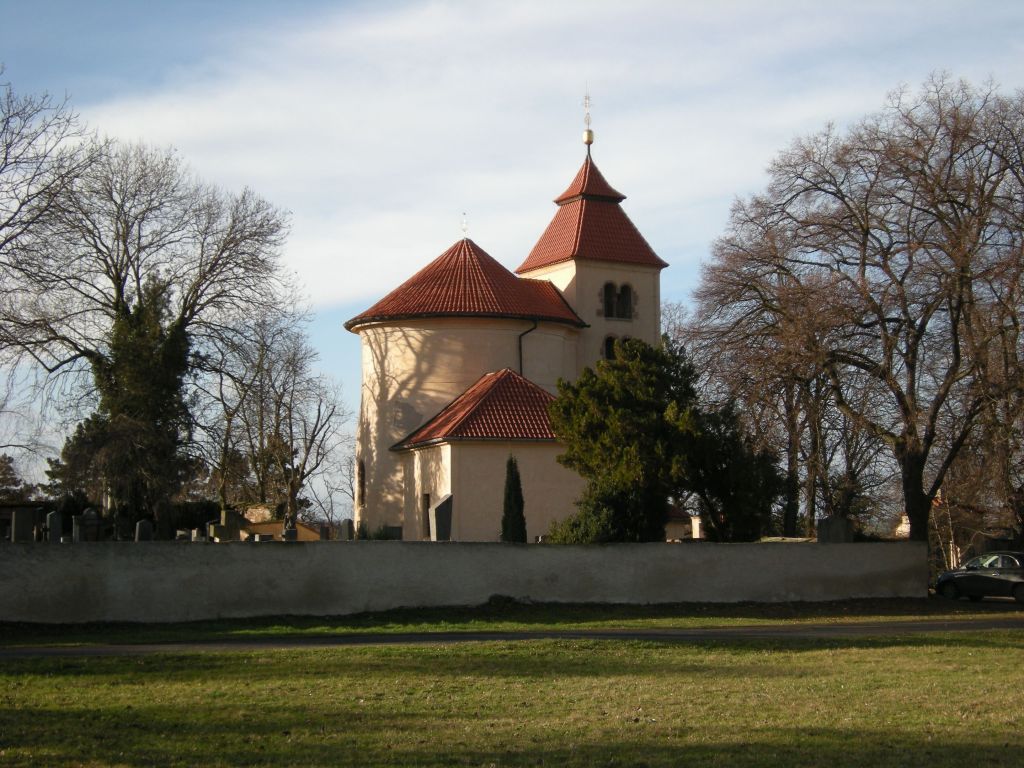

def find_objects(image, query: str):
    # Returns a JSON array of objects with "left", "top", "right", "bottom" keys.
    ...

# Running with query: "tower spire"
[{"left": 582, "top": 89, "right": 594, "bottom": 152}]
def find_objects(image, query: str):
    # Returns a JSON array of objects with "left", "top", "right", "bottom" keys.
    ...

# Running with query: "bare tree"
[
  {"left": 6, "top": 139, "right": 288, "bottom": 521},
  {"left": 197, "top": 301, "right": 351, "bottom": 526},
  {"left": 0, "top": 74, "right": 91, "bottom": 261},
  {"left": 695, "top": 76, "right": 1024, "bottom": 541},
  {"left": 0, "top": 76, "right": 94, "bottom": 456},
  {"left": 3, "top": 140, "right": 286, "bottom": 378}
]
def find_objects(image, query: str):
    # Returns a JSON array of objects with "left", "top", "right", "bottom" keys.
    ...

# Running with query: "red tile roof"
[
  {"left": 393, "top": 368, "right": 557, "bottom": 450},
  {"left": 516, "top": 154, "right": 668, "bottom": 274},
  {"left": 555, "top": 154, "right": 625, "bottom": 203},
  {"left": 346, "top": 238, "right": 584, "bottom": 330}
]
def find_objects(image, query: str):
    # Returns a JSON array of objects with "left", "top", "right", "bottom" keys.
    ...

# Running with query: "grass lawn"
[
  {"left": 1, "top": 597, "right": 1021, "bottom": 647},
  {"left": 1, "top": 611, "right": 1023, "bottom": 766}
]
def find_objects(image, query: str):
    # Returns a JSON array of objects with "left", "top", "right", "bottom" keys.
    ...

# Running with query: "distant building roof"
[
  {"left": 242, "top": 519, "right": 322, "bottom": 542},
  {"left": 393, "top": 368, "right": 557, "bottom": 450},
  {"left": 516, "top": 154, "right": 668, "bottom": 274},
  {"left": 346, "top": 238, "right": 584, "bottom": 331}
]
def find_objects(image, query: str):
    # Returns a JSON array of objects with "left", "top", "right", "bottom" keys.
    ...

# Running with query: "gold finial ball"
[{"left": 583, "top": 128, "right": 594, "bottom": 145}]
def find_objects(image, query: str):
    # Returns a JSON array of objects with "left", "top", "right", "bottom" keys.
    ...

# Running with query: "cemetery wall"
[{"left": 0, "top": 540, "right": 927, "bottom": 624}]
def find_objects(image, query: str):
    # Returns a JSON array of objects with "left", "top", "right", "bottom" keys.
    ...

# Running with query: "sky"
[{"left": 3, "top": 0, "right": 1024, "bottom": 417}]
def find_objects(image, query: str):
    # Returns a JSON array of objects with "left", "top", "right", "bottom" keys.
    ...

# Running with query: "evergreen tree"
[
  {"left": 549, "top": 338, "right": 782, "bottom": 543},
  {"left": 501, "top": 455, "right": 527, "bottom": 543},
  {"left": 0, "top": 454, "right": 32, "bottom": 502},
  {"left": 51, "top": 279, "right": 191, "bottom": 531},
  {"left": 549, "top": 338, "right": 700, "bottom": 542},
  {"left": 687, "top": 404, "right": 782, "bottom": 541}
]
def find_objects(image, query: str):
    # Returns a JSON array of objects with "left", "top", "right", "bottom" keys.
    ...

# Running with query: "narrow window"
[
  {"left": 602, "top": 282, "right": 616, "bottom": 318},
  {"left": 356, "top": 459, "right": 366, "bottom": 508},
  {"left": 603, "top": 336, "right": 617, "bottom": 360},
  {"left": 616, "top": 284, "right": 633, "bottom": 319}
]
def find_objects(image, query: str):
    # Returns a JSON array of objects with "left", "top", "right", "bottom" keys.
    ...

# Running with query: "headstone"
[
  {"left": 817, "top": 516, "right": 854, "bottom": 543},
  {"left": 11, "top": 509, "right": 33, "bottom": 543},
  {"left": 78, "top": 508, "right": 99, "bottom": 542},
  {"left": 282, "top": 527, "right": 298, "bottom": 542},
  {"left": 429, "top": 495, "right": 453, "bottom": 541},
  {"left": 72, "top": 511, "right": 99, "bottom": 543},
  {"left": 340, "top": 518, "right": 354, "bottom": 541},
  {"left": 135, "top": 519, "right": 153, "bottom": 542},
  {"left": 192, "top": 528, "right": 206, "bottom": 542},
  {"left": 690, "top": 515, "right": 702, "bottom": 541},
  {"left": 175, "top": 529, "right": 190, "bottom": 541},
  {"left": 46, "top": 511, "right": 63, "bottom": 544}
]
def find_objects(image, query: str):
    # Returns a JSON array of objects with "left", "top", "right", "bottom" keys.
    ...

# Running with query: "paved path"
[{"left": 2, "top": 616, "right": 1022, "bottom": 657}]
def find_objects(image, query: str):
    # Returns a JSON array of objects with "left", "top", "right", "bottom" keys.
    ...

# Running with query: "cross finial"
[{"left": 582, "top": 88, "right": 594, "bottom": 148}]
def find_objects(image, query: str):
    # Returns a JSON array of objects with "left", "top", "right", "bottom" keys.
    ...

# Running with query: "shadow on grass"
[
  {"left": 1, "top": 597, "right": 1021, "bottom": 648},
  {"left": 1, "top": 630, "right": 1022, "bottom": 682},
  {"left": 0, "top": 701, "right": 1021, "bottom": 768}
]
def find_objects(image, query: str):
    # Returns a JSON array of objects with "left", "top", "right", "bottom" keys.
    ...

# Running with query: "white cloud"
[{"left": 80, "top": 0, "right": 1024, "bottom": 308}]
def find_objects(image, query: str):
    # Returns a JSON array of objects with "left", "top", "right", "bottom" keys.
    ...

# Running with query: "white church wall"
[
  {"left": 519, "top": 260, "right": 662, "bottom": 374},
  {"left": 355, "top": 318, "right": 579, "bottom": 533},
  {"left": 572, "top": 261, "right": 662, "bottom": 370},
  {"left": 449, "top": 441, "right": 586, "bottom": 542},
  {"left": 520, "top": 326, "right": 579, "bottom": 395},
  {"left": 403, "top": 444, "right": 452, "bottom": 541}
]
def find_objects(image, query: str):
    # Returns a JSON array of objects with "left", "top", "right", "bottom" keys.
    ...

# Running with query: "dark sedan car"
[{"left": 936, "top": 551, "right": 1024, "bottom": 604}]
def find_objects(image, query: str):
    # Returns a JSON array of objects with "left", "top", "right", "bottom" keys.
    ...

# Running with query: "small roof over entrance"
[{"left": 393, "top": 368, "right": 558, "bottom": 450}]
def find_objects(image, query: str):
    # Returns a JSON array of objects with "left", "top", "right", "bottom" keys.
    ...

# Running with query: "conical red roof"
[
  {"left": 554, "top": 154, "right": 625, "bottom": 203},
  {"left": 346, "top": 238, "right": 584, "bottom": 330},
  {"left": 516, "top": 154, "right": 668, "bottom": 274},
  {"left": 393, "top": 368, "right": 557, "bottom": 449}
]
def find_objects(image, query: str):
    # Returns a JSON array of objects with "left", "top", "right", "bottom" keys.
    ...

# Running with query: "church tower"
[{"left": 515, "top": 127, "right": 667, "bottom": 373}]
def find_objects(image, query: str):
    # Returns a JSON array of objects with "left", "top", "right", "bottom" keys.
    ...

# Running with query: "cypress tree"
[{"left": 501, "top": 455, "right": 527, "bottom": 543}]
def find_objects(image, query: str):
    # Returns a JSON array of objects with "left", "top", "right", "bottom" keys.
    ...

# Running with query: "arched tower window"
[
  {"left": 603, "top": 336, "right": 617, "bottom": 360},
  {"left": 603, "top": 282, "right": 616, "bottom": 318},
  {"left": 616, "top": 284, "right": 633, "bottom": 319}
]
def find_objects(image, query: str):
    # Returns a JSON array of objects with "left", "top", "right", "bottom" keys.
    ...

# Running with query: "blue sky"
[{"left": 4, "top": 0, "right": 1024, "bottom": 420}]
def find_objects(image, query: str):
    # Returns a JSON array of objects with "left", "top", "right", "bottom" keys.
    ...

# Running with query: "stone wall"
[{"left": 0, "top": 540, "right": 927, "bottom": 624}]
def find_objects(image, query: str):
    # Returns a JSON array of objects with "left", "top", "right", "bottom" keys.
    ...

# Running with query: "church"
[{"left": 345, "top": 128, "right": 668, "bottom": 541}]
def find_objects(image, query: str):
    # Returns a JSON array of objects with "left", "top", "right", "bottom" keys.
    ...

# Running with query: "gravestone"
[
  {"left": 83, "top": 508, "right": 99, "bottom": 540},
  {"left": 72, "top": 509, "right": 99, "bottom": 542},
  {"left": 10, "top": 509, "right": 33, "bottom": 543},
  {"left": 135, "top": 519, "right": 153, "bottom": 542},
  {"left": 46, "top": 511, "right": 62, "bottom": 544},
  {"left": 339, "top": 518, "right": 354, "bottom": 541},
  {"left": 817, "top": 516, "right": 854, "bottom": 543}
]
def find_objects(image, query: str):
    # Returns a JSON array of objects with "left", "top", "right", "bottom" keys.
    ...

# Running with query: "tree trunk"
[
  {"left": 783, "top": 383, "right": 800, "bottom": 537},
  {"left": 900, "top": 450, "right": 932, "bottom": 542}
]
